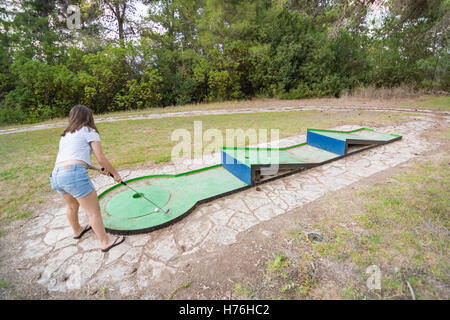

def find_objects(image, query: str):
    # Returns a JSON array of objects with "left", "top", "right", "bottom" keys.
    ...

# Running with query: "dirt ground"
[{"left": 0, "top": 102, "right": 448, "bottom": 300}]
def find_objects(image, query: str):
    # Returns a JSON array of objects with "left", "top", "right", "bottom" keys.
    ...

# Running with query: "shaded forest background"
[{"left": 0, "top": 0, "right": 448, "bottom": 124}]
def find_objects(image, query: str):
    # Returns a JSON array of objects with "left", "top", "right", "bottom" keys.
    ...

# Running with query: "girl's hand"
[
  {"left": 101, "top": 168, "right": 122, "bottom": 183},
  {"left": 112, "top": 173, "right": 122, "bottom": 183},
  {"left": 99, "top": 167, "right": 111, "bottom": 176}
]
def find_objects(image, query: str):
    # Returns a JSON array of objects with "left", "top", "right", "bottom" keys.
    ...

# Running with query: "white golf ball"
[{"left": 154, "top": 208, "right": 159, "bottom": 212}]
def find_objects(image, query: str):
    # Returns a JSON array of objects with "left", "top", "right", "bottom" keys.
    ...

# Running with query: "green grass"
[
  {"left": 264, "top": 253, "right": 317, "bottom": 298},
  {"left": 402, "top": 95, "right": 450, "bottom": 111},
  {"left": 0, "top": 97, "right": 294, "bottom": 130},
  {"left": 234, "top": 283, "right": 255, "bottom": 298},
  {"left": 99, "top": 286, "right": 108, "bottom": 299},
  {"left": 1, "top": 95, "right": 445, "bottom": 132},
  {"left": 0, "top": 279, "right": 11, "bottom": 289},
  {"left": 167, "top": 281, "right": 191, "bottom": 300},
  {"left": 0, "top": 100, "right": 248, "bottom": 130},
  {"left": 267, "top": 254, "right": 291, "bottom": 274},
  {"left": 314, "top": 156, "right": 450, "bottom": 299},
  {"left": 14, "top": 211, "right": 32, "bottom": 220},
  {"left": 0, "top": 109, "right": 412, "bottom": 222},
  {"left": 341, "top": 287, "right": 368, "bottom": 300}
]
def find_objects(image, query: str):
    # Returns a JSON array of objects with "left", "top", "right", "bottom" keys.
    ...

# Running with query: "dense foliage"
[{"left": 0, "top": 0, "right": 448, "bottom": 123}]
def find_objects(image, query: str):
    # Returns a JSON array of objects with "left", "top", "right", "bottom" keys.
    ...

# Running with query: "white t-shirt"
[{"left": 55, "top": 126, "right": 101, "bottom": 166}]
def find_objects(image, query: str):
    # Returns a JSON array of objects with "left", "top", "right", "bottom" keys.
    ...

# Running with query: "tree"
[
  {"left": 93, "top": 0, "right": 143, "bottom": 42},
  {"left": 367, "top": 0, "right": 449, "bottom": 88}
]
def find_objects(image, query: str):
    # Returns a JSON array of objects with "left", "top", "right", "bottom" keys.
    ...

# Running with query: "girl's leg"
[
  {"left": 76, "top": 190, "right": 123, "bottom": 250},
  {"left": 61, "top": 193, "right": 84, "bottom": 237}
]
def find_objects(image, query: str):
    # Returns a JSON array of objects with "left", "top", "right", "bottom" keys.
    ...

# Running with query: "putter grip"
[
  {"left": 101, "top": 168, "right": 126, "bottom": 185},
  {"left": 100, "top": 167, "right": 111, "bottom": 176}
]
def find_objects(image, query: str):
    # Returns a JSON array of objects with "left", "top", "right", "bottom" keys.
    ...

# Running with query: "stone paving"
[{"left": 0, "top": 117, "right": 443, "bottom": 298}]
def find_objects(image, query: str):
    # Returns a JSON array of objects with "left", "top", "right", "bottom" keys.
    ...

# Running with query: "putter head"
[{"left": 164, "top": 208, "right": 170, "bottom": 215}]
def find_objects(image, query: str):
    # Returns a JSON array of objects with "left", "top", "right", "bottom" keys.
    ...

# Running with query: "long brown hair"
[{"left": 61, "top": 105, "right": 99, "bottom": 136}]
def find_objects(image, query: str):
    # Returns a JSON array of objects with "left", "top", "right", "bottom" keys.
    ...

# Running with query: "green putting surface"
[
  {"left": 308, "top": 128, "right": 396, "bottom": 142},
  {"left": 99, "top": 166, "right": 248, "bottom": 234},
  {"left": 222, "top": 144, "right": 341, "bottom": 166},
  {"left": 285, "top": 144, "right": 340, "bottom": 163},
  {"left": 222, "top": 148, "right": 303, "bottom": 166},
  {"left": 349, "top": 130, "right": 397, "bottom": 141},
  {"left": 106, "top": 185, "right": 171, "bottom": 218}
]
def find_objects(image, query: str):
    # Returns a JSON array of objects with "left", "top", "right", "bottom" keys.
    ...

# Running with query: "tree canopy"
[{"left": 0, "top": 0, "right": 448, "bottom": 124}]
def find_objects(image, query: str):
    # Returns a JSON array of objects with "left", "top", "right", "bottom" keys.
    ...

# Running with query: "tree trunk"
[{"left": 114, "top": 2, "right": 124, "bottom": 41}]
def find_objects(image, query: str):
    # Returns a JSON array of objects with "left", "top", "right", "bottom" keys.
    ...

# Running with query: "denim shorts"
[{"left": 49, "top": 164, "right": 95, "bottom": 199}]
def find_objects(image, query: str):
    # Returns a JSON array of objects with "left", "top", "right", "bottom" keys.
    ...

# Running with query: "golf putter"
[{"left": 102, "top": 168, "right": 170, "bottom": 215}]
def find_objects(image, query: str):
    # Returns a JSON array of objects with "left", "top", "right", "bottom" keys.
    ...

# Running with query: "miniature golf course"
[{"left": 99, "top": 127, "right": 402, "bottom": 235}]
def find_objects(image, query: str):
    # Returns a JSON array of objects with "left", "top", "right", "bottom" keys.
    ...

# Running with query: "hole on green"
[{"left": 132, "top": 193, "right": 144, "bottom": 199}]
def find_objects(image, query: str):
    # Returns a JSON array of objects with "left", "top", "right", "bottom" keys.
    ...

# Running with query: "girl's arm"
[
  {"left": 90, "top": 141, "right": 122, "bottom": 183},
  {"left": 88, "top": 164, "right": 101, "bottom": 171}
]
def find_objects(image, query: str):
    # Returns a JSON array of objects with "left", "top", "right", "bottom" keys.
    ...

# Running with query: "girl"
[{"left": 49, "top": 105, "right": 125, "bottom": 252}]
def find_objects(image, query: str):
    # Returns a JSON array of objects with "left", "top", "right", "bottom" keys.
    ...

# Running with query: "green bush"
[
  {"left": 0, "top": 107, "right": 26, "bottom": 124},
  {"left": 114, "top": 67, "right": 163, "bottom": 109}
]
